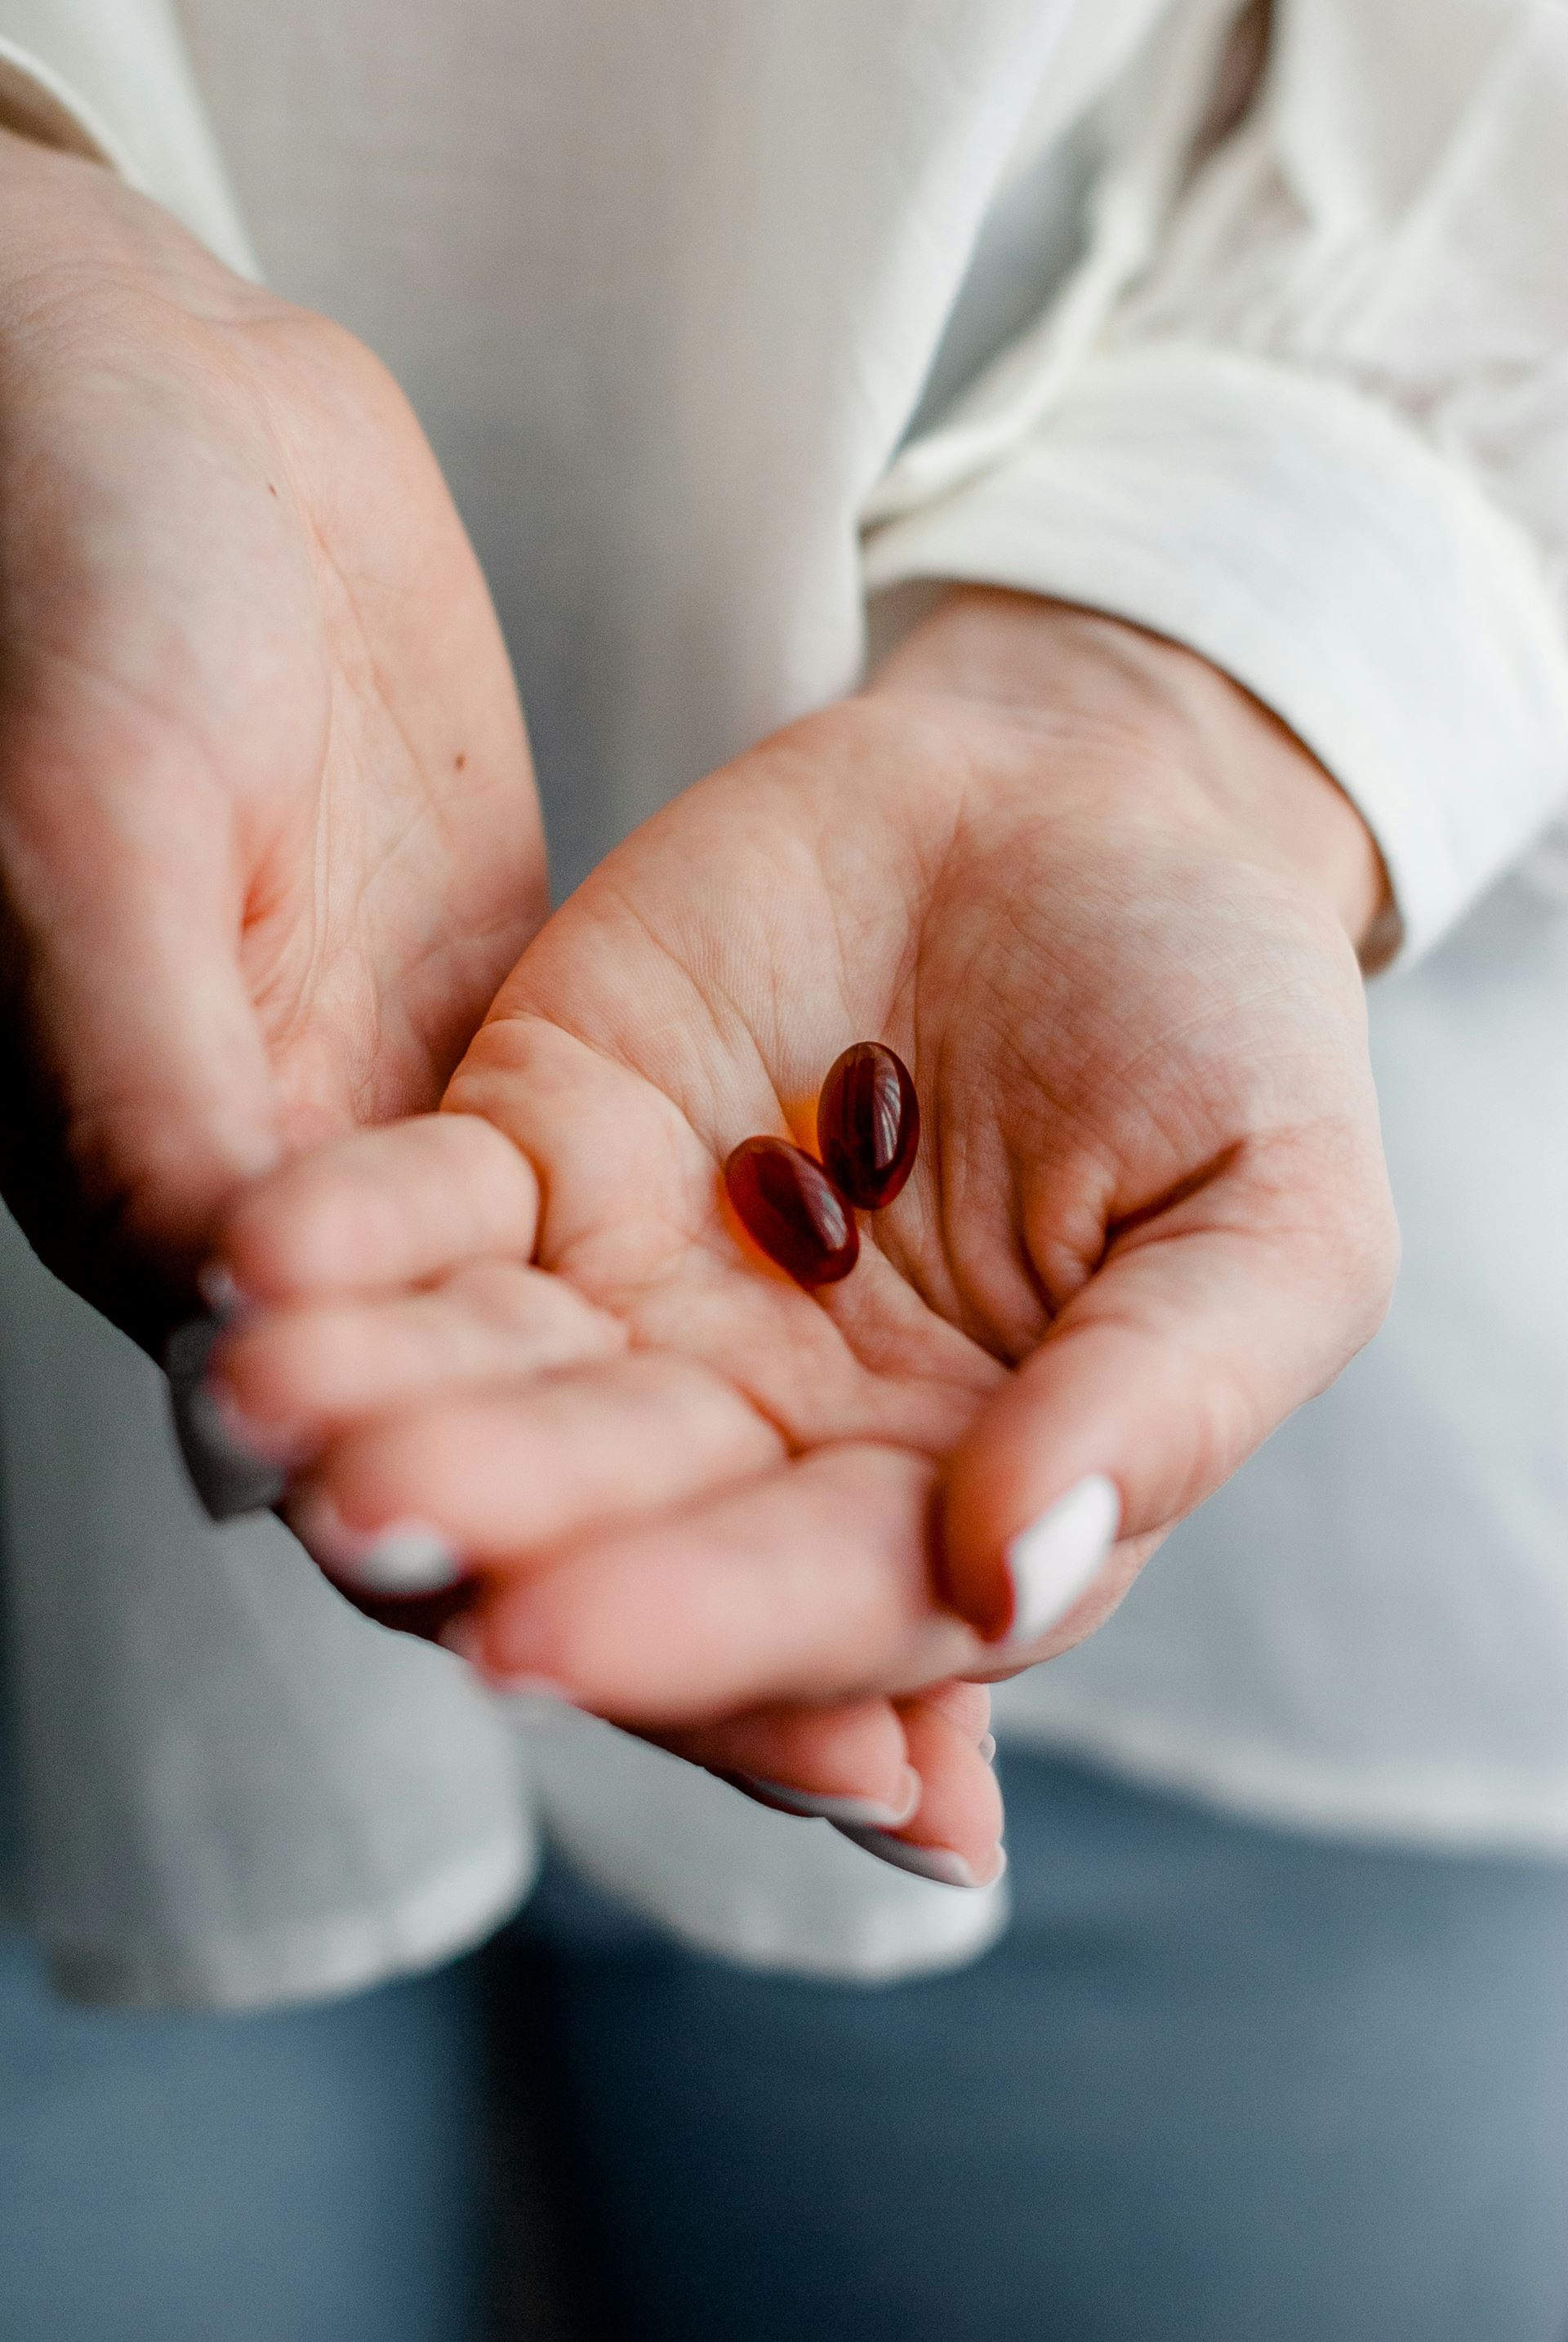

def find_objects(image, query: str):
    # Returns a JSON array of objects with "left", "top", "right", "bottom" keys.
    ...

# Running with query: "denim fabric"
[
  {"left": 0, "top": 1935, "right": 489, "bottom": 2342},
  {"left": 507, "top": 1749, "right": 1568, "bottom": 2342},
  {"left": 6, "top": 1745, "right": 1568, "bottom": 2342}
]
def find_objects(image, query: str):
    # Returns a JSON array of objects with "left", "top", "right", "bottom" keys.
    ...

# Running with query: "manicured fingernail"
[
  {"left": 831, "top": 1824, "right": 1008, "bottom": 1890},
  {"left": 291, "top": 1490, "right": 465, "bottom": 1596},
  {"left": 196, "top": 1262, "right": 254, "bottom": 1320},
  {"left": 978, "top": 1733, "right": 997, "bottom": 1765},
  {"left": 732, "top": 1765, "right": 920, "bottom": 1830},
  {"left": 997, "top": 1474, "right": 1120, "bottom": 1646},
  {"left": 164, "top": 1316, "right": 287, "bottom": 1521},
  {"left": 438, "top": 1613, "right": 485, "bottom": 1667},
  {"left": 436, "top": 1615, "right": 578, "bottom": 1705}
]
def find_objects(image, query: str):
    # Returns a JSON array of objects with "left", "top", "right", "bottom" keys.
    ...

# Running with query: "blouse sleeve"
[
  {"left": 0, "top": 0, "right": 254, "bottom": 272},
  {"left": 863, "top": 0, "right": 1568, "bottom": 964}
]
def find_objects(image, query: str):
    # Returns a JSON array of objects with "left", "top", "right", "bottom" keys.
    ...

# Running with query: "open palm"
[{"left": 214, "top": 600, "right": 1396, "bottom": 1756}]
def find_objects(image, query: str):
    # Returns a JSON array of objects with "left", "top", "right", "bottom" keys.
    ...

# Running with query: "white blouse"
[{"left": 0, "top": 0, "right": 1565, "bottom": 2006}]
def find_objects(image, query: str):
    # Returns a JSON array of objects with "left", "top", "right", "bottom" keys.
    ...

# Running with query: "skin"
[
  {"left": 207, "top": 590, "right": 1396, "bottom": 1881},
  {"left": 0, "top": 131, "right": 989, "bottom": 1859},
  {"left": 0, "top": 130, "right": 546, "bottom": 1340}
]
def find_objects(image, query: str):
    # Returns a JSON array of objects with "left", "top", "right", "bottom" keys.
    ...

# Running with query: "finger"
[
  {"left": 829, "top": 1691, "right": 1004, "bottom": 1890},
  {"left": 209, "top": 1260, "right": 625, "bottom": 1453},
  {"left": 669, "top": 1688, "right": 1004, "bottom": 1890},
  {"left": 452, "top": 1443, "right": 984, "bottom": 1725},
  {"left": 942, "top": 1141, "right": 1399, "bottom": 1649},
  {"left": 902, "top": 1677, "right": 992, "bottom": 1743},
  {"left": 212, "top": 1113, "right": 538, "bottom": 1302},
  {"left": 656, "top": 1698, "right": 920, "bottom": 1828},
  {"left": 287, "top": 1351, "right": 786, "bottom": 1587},
  {"left": 891, "top": 1692, "right": 1002, "bottom": 1855},
  {"left": 0, "top": 814, "right": 280, "bottom": 1334}
]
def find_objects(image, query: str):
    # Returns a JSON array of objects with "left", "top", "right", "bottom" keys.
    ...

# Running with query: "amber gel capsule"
[
  {"left": 724, "top": 1136, "right": 859, "bottom": 1287},
  {"left": 818, "top": 1042, "right": 920, "bottom": 1210}
]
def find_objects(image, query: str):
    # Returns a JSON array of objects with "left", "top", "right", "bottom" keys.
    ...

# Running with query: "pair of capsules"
[{"left": 724, "top": 1041, "right": 919, "bottom": 1288}]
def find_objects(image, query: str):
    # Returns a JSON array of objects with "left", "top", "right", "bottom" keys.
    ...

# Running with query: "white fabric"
[
  {"left": 0, "top": 2, "right": 253, "bottom": 268},
  {"left": 868, "top": 345, "right": 1568, "bottom": 964},
  {"left": 0, "top": 0, "right": 1564, "bottom": 2006}
]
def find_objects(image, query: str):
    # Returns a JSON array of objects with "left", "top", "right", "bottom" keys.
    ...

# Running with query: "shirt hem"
[{"left": 37, "top": 1831, "right": 539, "bottom": 2012}]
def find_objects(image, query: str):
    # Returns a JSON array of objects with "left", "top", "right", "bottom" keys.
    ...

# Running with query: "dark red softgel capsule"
[
  {"left": 724, "top": 1136, "right": 859, "bottom": 1287},
  {"left": 818, "top": 1042, "right": 920, "bottom": 1210}
]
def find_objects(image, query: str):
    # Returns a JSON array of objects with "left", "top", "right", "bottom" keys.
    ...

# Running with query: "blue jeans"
[
  {"left": 0, "top": 1934, "right": 490, "bottom": 2342},
  {"left": 4, "top": 1751, "right": 1567, "bottom": 2341},
  {"left": 507, "top": 1749, "right": 1568, "bottom": 2342}
]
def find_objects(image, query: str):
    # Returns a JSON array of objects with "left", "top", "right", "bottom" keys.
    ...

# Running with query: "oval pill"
[
  {"left": 724, "top": 1136, "right": 859, "bottom": 1287},
  {"left": 817, "top": 1042, "right": 920, "bottom": 1210}
]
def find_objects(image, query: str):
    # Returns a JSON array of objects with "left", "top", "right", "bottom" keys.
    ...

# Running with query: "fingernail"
[
  {"left": 438, "top": 1613, "right": 485, "bottom": 1667},
  {"left": 978, "top": 1733, "right": 997, "bottom": 1765},
  {"left": 196, "top": 1262, "right": 254, "bottom": 1320},
  {"left": 291, "top": 1489, "right": 465, "bottom": 1597},
  {"left": 164, "top": 1316, "right": 287, "bottom": 1521},
  {"left": 436, "top": 1615, "right": 579, "bottom": 1706},
  {"left": 831, "top": 1823, "right": 1007, "bottom": 1890},
  {"left": 732, "top": 1764, "right": 921, "bottom": 1830},
  {"left": 996, "top": 1473, "right": 1120, "bottom": 1647}
]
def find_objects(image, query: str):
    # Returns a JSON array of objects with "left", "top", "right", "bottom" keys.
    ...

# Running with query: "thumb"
[
  {"left": 0, "top": 833, "right": 282, "bottom": 1339},
  {"left": 939, "top": 1153, "right": 1398, "bottom": 1650}
]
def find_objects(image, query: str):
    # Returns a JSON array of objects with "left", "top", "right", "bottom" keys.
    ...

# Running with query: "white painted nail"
[
  {"left": 341, "top": 1522, "right": 464, "bottom": 1596},
  {"left": 164, "top": 1316, "right": 288, "bottom": 1522},
  {"left": 733, "top": 1765, "right": 920, "bottom": 1831},
  {"left": 196, "top": 1263, "right": 254, "bottom": 1321},
  {"left": 438, "top": 1614, "right": 485, "bottom": 1667},
  {"left": 831, "top": 1824, "right": 1008, "bottom": 1892},
  {"left": 292, "top": 1492, "right": 465, "bottom": 1596},
  {"left": 1000, "top": 1474, "right": 1120, "bottom": 1647},
  {"left": 204, "top": 1381, "right": 310, "bottom": 1470}
]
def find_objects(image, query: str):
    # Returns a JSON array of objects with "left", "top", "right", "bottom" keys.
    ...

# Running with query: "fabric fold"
[{"left": 867, "top": 344, "right": 1568, "bottom": 964}]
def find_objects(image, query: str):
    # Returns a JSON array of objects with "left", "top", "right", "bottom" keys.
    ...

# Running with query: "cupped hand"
[
  {"left": 203, "top": 589, "right": 1396, "bottom": 1872},
  {"left": 0, "top": 131, "right": 546, "bottom": 1338}
]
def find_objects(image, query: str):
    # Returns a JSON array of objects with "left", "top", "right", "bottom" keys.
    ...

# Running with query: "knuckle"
[
  {"left": 262, "top": 1311, "right": 368, "bottom": 1414},
  {"left": 1325, "top": 1179, "right": 1401, "bottom": 1348},
  {"left": 226, "top": 1169, "right": 341, "bottom": 1290},
  {"left": 1179, "top": 1365, "right": 1257, "bottom": 1512}
]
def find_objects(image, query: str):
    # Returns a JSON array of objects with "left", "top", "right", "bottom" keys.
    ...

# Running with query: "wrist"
[
  {"left": 869, "top": 587, "right": 1391, "bottom": 959},
  {"left": 0, "top": 116, "right": 256, "bottom": 332}
]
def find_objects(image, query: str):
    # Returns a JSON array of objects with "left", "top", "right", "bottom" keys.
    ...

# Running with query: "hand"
[
  {"left": 201, "top": 590, "right": 1396, "bottom": 1876},
  {"left": 0, "top": 131, "right": 546, "bottom": 1340}
]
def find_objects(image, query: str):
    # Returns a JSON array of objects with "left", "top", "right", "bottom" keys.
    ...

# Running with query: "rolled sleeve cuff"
[
  {"left": 863, "top": 345, "right": 1568, "bottom": 965},
  {"left": 0, "top": 10, "right": 256, "bottom": 274},
  {"left": 0, "top": 35, "right": 123, "bottom": 166}
]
